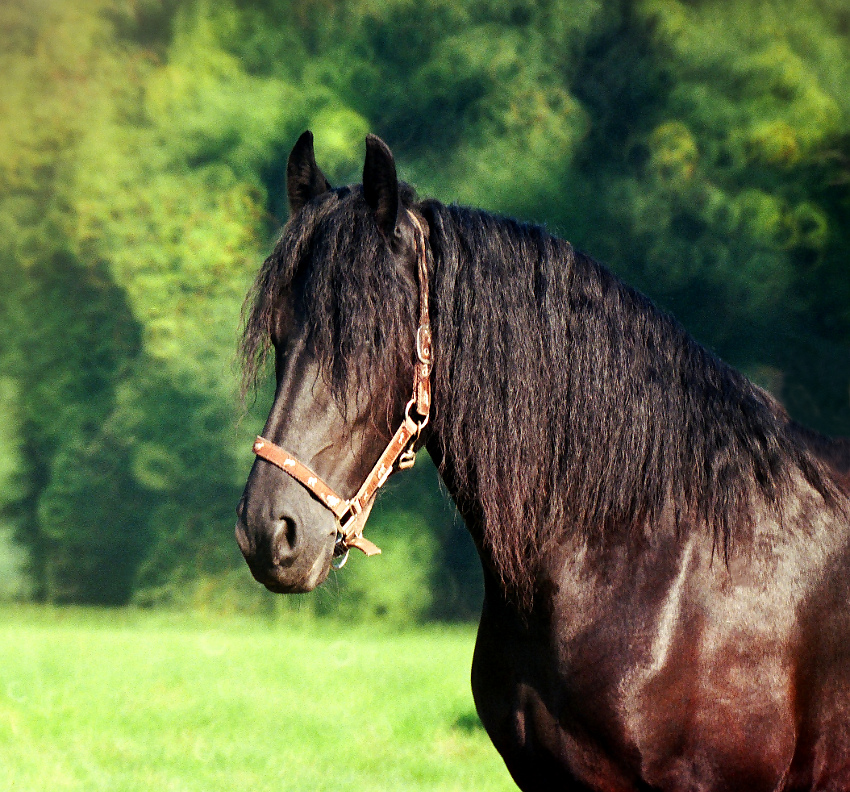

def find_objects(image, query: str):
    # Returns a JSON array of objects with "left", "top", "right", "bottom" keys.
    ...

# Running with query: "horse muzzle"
[{"left": 235, "top": 493, "right": 336, "bottom": 593}]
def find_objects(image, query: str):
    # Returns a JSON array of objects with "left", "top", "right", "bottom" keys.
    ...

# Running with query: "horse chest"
[
  {"left": 472, "top": 602, "right": 654, "bottom": 791},
  {"left": 471, "top": 574, "right": 650, "bottom": 790},
  {"left": 469, "top": 532, "right": 835, "bottom": 791}
]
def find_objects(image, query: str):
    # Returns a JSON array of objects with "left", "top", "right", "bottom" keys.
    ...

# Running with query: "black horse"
[{"left": 236, "top": 131, "right": 850, "bottom": 791}]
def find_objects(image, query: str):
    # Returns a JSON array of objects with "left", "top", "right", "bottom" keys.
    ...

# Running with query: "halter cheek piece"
[{"left": 252, "top": 210, "right": 432, "bottom": 567}]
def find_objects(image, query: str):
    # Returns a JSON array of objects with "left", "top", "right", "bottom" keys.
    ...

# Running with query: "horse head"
[{"left": 235, "top": 131, "right": 430, "bottom": 593}]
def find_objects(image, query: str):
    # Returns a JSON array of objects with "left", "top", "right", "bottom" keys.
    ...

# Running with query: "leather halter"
[{"left": 252, "top": 210, "right": 432, "bottom": 563}]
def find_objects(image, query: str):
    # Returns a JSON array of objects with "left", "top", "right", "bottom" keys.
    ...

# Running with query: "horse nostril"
[{"left": 271, "top": 516, "right": 298, "bottom": 565}]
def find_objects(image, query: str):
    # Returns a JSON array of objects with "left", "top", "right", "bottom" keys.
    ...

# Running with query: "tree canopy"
[{"left": 1, "top": 0, "right": 848, "bottom": 615}]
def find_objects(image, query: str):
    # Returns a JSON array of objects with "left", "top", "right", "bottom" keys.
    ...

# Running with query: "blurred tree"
[
  {"left": 1, "top": 0, "right": 847, "bottom": 613},
  {"left": 561, "top": 0, "right": 850, "bottom": 433},
  {"left": 0, "top": 1, "right": 147, "bottom": 601}
]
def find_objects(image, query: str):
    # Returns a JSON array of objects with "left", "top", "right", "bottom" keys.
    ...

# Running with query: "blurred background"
[{"left": 1, "top": 0, "right": 848, "bottom": 621}]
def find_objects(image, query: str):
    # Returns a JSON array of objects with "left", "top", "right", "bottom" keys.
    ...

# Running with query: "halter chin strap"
[{"left": 252, "top": 210, "right": 432, "bottom": 561}]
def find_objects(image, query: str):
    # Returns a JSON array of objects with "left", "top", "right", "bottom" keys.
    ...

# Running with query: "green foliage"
[
  {"left": 1, "top": 0, "right": 848, "bottom": 611},
  {"left": 560, "top": 0, "right": 850, "bottom": 432}
]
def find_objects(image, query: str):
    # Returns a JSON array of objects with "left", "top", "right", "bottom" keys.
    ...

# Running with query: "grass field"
[{"left": 0, "top": 607, "right": 516, "bottom": 791}]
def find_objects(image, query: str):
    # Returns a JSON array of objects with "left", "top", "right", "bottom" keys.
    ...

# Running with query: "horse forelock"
[{"left": 239, "top": 183, "right": 420, "bottom": 417}]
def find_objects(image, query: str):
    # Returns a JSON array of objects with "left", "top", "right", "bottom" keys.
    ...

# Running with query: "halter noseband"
[{"left": 252, "top": 210, "right": 432, "bottom": 566}]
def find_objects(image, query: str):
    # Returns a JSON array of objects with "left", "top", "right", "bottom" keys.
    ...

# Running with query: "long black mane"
[
  {"left": 242, "top": 187, "right": 835, "bottom": 606},
  {"left": 241, "top": 183, "right": 421, "bottom": 407}
]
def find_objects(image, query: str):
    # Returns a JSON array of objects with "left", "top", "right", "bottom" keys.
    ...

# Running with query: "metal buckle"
[
  {"left": 416, "top": 326, "right": 432, "bottom": 366},
  {"left": 398, "top": 399, "right": 427, "bottom": 471}
]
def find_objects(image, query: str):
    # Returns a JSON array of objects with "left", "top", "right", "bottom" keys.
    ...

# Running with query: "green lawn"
[{"left": 0, "top": 607, "right": 515, "bottom": 791}]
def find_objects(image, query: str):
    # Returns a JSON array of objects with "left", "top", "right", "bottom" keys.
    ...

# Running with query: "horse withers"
[{"left": 236, "top": 131, "right": 850, "bottom": 791}]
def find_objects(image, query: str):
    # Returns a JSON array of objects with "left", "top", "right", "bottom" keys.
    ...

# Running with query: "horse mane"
[
  {"left": 421, "top": 201, "right": 836, "bottom": 605},
  {"left": 241, "top": 187, "right": 837, "bottom": 609}
]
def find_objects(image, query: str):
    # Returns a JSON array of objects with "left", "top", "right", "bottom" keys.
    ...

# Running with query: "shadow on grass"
[{"left": 453, "top": 711, "right": 485, "bottom": 733}]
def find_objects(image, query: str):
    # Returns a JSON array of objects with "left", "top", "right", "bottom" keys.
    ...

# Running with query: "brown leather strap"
[
  {"left": 411, "top": 212, "right": 432, "bottom": 418},
  {"left": 252, "top": 208, "right": 431, "bottom": 559},
  {"left": 252, "top": 435, "right": 384, "bottom": 556},
  {"left": 252, "top": 437, "right": 349, "bottom": 520},
  {"left": 343, "top": 531, "right": 381, "bottom": 556},
  {"left": 348, "top": 410, "right": 420, "bottom": 515}
]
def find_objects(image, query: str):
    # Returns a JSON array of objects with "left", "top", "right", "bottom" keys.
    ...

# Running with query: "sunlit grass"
[{"left": 0, "top": 607, "right": 515, "bottom": 791}]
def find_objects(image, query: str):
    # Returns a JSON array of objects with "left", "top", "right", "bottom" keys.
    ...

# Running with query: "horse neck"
[{"left": 422, "top": 213, "right": 829, "bottom": 611}]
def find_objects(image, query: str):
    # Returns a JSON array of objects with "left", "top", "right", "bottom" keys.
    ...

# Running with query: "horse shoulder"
[
  {"left": 786, "top": 484, "right": 850, "bottom": 789},
  {"left": 472, "top": 490, "right": 850, "bottom": 791}
]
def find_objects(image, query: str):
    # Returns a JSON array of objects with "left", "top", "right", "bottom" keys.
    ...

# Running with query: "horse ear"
[
  {"left": 363, "top": 134, "right": 399, "bottom": 237},
  {"left": 287, "top": 130, "right": 331, "bottom": 214}
]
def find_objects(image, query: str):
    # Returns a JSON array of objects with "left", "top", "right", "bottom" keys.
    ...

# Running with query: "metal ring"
[
  {"left": 332, "top": 533, "right": 350, "bottom": 569},
  {"left": 404, "top": 397, "right": 430, "bottom": 431}
]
